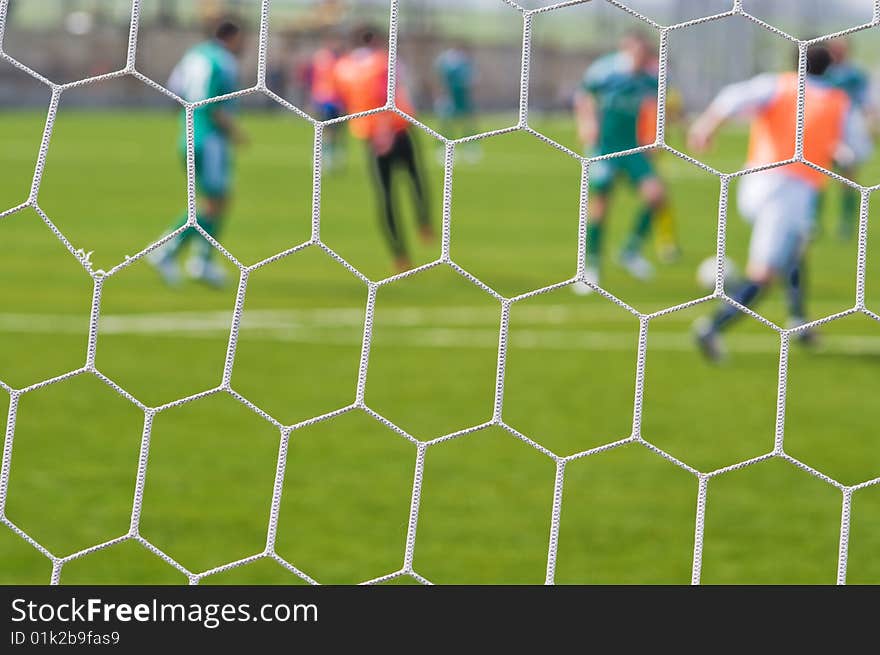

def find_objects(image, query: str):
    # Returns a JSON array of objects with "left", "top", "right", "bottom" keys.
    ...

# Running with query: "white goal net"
[{"left": 1, "top": 0, "right": 879, "bottom": 585}]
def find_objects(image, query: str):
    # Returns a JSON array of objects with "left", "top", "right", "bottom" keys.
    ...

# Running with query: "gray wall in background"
[{"left": 0, "top": 0, "right": 872, "bottom": 113}]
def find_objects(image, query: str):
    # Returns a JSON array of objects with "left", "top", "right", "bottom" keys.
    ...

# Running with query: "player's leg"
[
  {"left": 618, "top": 155, "right": 664, "bottom": 281},
  {"left": 814, "top": 185, "right": 827, "bottom": 239},
  {"left": 461, "top": 112, "right": 480, "bottom": 159},
  {"left": 695, "top": 182, "right": 813, "bottom": 361},
  {"left": 370, "top": 138, "right": 411, "bottom": 272},
  {"left": 331, "top": 108, "right": 348, "bottom": 171},
  {"left": 457, "top": 92, "right": 481, "bottom": 162},
  {"left": 783, "top": 258, "right": 818, "bottom": 346},
  {"left": 434, "top": 95, "right": 454, "bottom": 163},
  {"left": 320, "top": 103, "right": 344, "bottom": 172},
  {"left": 785, "top": 192, "right": 819, "bottom": 345},
  {"left": 573, "top": 161, "right": 613, "bottom": 295},
  {"left": 186, "top": 133, "right": 231, "bottom": 287},
  {"left": 149, "top": 143, "right": 207, "bottom": 285},
  {"left": 653, "top": 201, "right": 681, "bottom": 264},
  {"left": 693, "top": 228, "right": 777, "bottom": 363},
  {"left": 396, "top": 130, "right": 434, "bottom": 244},
  {"left": 837, "top": 165, "right": 859, "bottom": 241},
  {"left": 185, "top": 194, "right": 228, "bottom": 285},
  {"left": 785, "top": 261, "right": 806, "bottom": 322},
  {"left": 148, "top": 211, "right": 188, "bottom": 285},
  {"left": 437, "top": 93, "right": 453, "bottom": 138}
]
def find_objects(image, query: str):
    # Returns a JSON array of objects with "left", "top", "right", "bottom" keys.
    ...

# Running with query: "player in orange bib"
[
  {"left": 333, "top": 25, "right": 433, "bottom": 272},
  {"left": 688, "top": 44, "right": 870, "bottom": 361}
]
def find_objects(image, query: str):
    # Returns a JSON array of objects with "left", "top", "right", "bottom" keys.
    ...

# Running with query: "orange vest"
[
  {"left": 637, "top": 97, "right": 657, "bottom": 147},
  {"left": 333, "top": 49, "right": 414, "bottom": 140},
  {"left": 310, "top": 48, "right": 340, "bottom": 104},
  {"left": 748, "top": 73, "right": 851, "bottom": 188}
]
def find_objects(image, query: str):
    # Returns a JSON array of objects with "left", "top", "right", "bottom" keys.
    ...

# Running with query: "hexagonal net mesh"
[{"left": 1, "top": 0, "right": 879, "bottom": 586}]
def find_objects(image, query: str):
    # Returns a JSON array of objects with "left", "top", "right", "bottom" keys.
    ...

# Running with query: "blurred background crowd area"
[{"left": 2, "top": 0, "right": 878, "bottom": 117}]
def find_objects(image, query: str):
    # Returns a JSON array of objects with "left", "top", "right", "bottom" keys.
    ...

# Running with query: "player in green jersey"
[
  {"left": 150, "top": 20, "right": 247, "bottom": 288},
  {"left": 824, "top": 38, "right": 874, "bottom": 241},
  {"left": 435, "top": 43, "right": 480, "bottom": 162},
  {"left": 572, "top": 31, "right": 668, "bottom": 295}
]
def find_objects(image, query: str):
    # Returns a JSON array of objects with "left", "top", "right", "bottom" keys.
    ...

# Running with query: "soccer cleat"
[
  {"left": 147, "top": 247, "right": 182, "bottom": 287},
  {"left": 393, "top": 255, "right": 414, "bottom": 274},
  {"left": 186, "top": 257, "right": 227, "bottom": 288},
  {"left": 788, "top": 316, "right": 820, "bottom": 348},
  {"left": 618, "top": 251, "right": 654, "bottom": 281},
  {"left": 419, "top": 224, "right": 437, "bottom": 246},
  {"left": 461, "top": 143, "right": 483, "bottom": 164},
  {"left": 693, "top": 317, "right": 725, "bottom": 363},
  {"left": 572, "top": 267, "right": 600, "bottom": 296},
  {"left": 653, "top": 205, "right": 681, "bottom": 264}
]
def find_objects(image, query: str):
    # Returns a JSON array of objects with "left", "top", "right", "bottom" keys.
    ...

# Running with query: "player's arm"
[
  {"left": 369, "top": 64, "right": 401, "bottom": 156},
  {"left": 853, "top": 72, "right": 879, "bottom": 133},
  {"left": 836, "top": 104, "right": 873, "bottom": 167},
  {"left": 167, "top": 62, "right": 186, "bottom": 99},
  {"left": 211, "top": 64, "right": 248, "bottom": 145},
  {"left": 369, "top": 114, "right": 397, "bottom": 156},
  {"left": 211, "top": 60, "right": 248, "bottom": 145},
  {"left": 211, "top": 107, "right": 248, "bottom": 145},
  {"left": 851, "top": 69, "right": 871, "bottom": 110},
  {"left": 575, "top": 60, "right": 607, "bottom": 150},
  {"left": 574, "top": 89, "right": 599, "bottom": 150},
  {"left": 688, "top": 73, "right": 778, "bottom": 152}
]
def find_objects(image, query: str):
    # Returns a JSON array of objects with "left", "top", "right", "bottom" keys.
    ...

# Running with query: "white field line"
[
  {"left": 0, "top": 306, "right": 878, "bottom": 355},
  {"left": 0, "top": 298, "right": 856, "bottom": 334},
  {"left": 0, "top": 304, "right": 634, "bottom": 335},
  {"left": 247, "top": 326, "right": 880, "bottom": 356}
]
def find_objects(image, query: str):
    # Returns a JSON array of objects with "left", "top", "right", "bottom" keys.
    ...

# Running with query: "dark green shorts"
[
  {"left": 590, "top": 152, "right": 655, "bottom": 194},
  {"left": 441, "top": 87, "right": 474, "bottom": 117}
]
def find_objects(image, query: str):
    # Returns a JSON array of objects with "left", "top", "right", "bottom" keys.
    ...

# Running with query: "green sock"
[
  {"left": 193, "top": 214, "right": 221, "bottom": 263},
  {"left": 840, "top": 187, "right": 859, "bottom": 239},
  {"left": 162, "top": 212, "right": 196, "bottom": 258},
  {"left": 622, "top": 205, "right": 654, "bottom": 256},
  {"left": 586, "top": 223, "right": 603, "bottom": 270}
]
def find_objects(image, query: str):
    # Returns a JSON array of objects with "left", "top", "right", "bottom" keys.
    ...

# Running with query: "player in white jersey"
[{"left": 688, "top": 45, "right": 870, "bottom": 361}]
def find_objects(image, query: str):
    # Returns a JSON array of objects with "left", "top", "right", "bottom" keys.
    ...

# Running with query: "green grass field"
[{"left": 1, "top": 107, "right": 880, "bottom": 585}]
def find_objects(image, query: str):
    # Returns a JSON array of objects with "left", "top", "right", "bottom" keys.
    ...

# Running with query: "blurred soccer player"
[
  {"left": 333, "top": 25, "right": 433, "bottom": 273},
  {"left": 688, "top": 45, "right": 870, "bottom": 362},
  {"left": 572, "top": 31, "right": 667, "bottom": 295},
  {"left": 649, "top": 79, "right": 683, "bottom": 264},
  {"left": 150, "top": 19, "right": 247, "bottom": 288},
  {"left": 434, "top": 43, "right": 480, "bottom": 161},
  {"left": 825, "top": 38, "right": 873, "bottom": 240},
  {"left": 308, "top": 33, "right": 346, "bottom": 171}
]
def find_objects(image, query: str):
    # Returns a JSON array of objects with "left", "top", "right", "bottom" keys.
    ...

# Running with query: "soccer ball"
[{"left": 696, "top": 256, "right": 739, "bottom": 291}]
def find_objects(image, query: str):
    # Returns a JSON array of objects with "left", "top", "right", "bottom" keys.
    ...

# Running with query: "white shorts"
[{"left": 737, "top": 172, "right": 818, "bottom": 274}]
